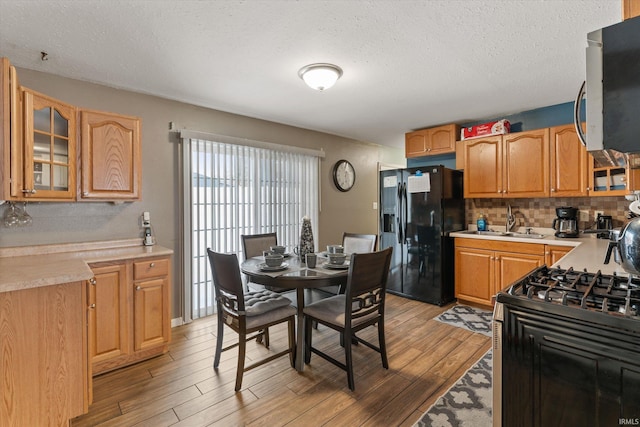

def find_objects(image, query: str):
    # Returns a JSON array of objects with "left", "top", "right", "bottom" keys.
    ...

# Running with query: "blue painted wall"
[{"left": 407, "top": 101, "right": 585, "bottom": 169}]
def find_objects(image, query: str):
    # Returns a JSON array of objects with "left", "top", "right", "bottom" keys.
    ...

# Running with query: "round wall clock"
[{"left": 332, "top": 159, "right": 356, "bottom": 192}]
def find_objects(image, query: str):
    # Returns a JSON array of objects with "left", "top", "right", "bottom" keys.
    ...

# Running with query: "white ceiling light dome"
[{"left": 298, "top": 63, "right": 343, "bottom": 91}]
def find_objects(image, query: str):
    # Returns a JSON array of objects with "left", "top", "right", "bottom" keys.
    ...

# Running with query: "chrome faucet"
[{"left": 506, "top": 204, "right": 516, "bottom": 232}]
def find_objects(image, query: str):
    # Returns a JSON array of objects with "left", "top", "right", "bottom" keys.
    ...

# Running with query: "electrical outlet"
[
  {"left": 579, "top": 210, "right": 590, "bottom": 222},
  {"left": 594, "top": 210, "right": 604, "bottom": 221}
]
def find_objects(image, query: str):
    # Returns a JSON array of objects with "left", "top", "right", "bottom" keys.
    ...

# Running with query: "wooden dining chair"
[
  {"left": 318, "top": 233, "right": 378, "bottom": 297},
  {"left": 206, "top": 249, "right": 296, "bottom": 391},
  {"left": 241, "top": 232, "right": 277, "bottom": 259},
  {"left": 342, "top": 232, "right": 377, "bottom": 254},
  {"left": 303, "top": 247, "right": 393, "bottom": 391}
]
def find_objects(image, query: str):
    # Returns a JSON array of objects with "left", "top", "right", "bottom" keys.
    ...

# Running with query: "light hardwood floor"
[{"left": 71, "top": 295, "right": 491, "bottom": 426}]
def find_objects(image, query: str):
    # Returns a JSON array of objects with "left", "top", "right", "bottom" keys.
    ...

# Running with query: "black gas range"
[{"left": 493, "top": 265, "right": 640, "bottom": 427}]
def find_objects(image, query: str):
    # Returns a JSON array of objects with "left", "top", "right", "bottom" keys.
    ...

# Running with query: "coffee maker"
[{"left": 552, "top": 207, "right": 579, "bottom": 238}]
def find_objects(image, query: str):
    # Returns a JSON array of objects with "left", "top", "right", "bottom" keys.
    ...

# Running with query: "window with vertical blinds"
[{"left": 181, "top": 132, "right": 320, "bottom": 320}]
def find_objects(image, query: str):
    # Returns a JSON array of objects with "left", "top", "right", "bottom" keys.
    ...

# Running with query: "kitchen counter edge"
[
  {"left": 0, "top": 239, "right": 174, "bottom": 294},
  {"left": 450, "top": 231, "right": 627, "bottom": 276}
]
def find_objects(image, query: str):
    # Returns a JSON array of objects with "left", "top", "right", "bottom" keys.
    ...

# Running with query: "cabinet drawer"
[
  {"left": 455, "top": 237, "right": 545, "bottom": 255},
  {"left": 133, "top": 258, "right": 169, "bottom": 280}
]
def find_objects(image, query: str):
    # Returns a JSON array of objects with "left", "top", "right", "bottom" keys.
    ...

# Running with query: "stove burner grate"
[{"left": 509, "top": 266, "right": 640, "bottom": 319}]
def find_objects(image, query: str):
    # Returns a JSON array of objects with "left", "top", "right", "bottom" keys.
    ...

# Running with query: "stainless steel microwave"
[{"left": 575, "top": 16, "right": 640, "bottom": 167}]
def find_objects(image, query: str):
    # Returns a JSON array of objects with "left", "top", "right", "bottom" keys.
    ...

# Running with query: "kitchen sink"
[
  {"left": 461, "top": 230, "right": 508, "bottom": 236},
  {"left": 504, "top": 232, "right": 547, "bottom": 239}
]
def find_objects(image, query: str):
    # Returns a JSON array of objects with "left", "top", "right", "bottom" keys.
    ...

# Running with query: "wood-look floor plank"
[{"left": 71, "top": 295, "right": 493, "bottom": 427}]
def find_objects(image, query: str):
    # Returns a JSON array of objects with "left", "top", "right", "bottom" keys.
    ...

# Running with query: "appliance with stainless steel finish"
[
  {"left": 379, "top": 166, "right": 464, "bottom": 305},
  {"left": 574, "top": 15, "right": 640, "bottom": 167},
  {"left": 552, "top": 206, "right": 579, "bottom": 238},
  {"left": 604, "top": 217, "right": 640, "bottom": 277},
  {"left": 494, "top": 265, "right": 640, "bottom": 427}
]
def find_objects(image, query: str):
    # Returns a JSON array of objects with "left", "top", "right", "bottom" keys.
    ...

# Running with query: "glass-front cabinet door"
[{"left": 22, "top": 88, "right": 76, "bottom": 200}]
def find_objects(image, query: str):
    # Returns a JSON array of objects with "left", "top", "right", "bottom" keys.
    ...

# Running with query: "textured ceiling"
[{"left": 0, "top": 0, "right": 622, "bottom": 149}]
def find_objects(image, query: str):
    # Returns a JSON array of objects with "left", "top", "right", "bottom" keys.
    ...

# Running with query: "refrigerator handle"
[
  {"left": 397, "top": 182, "right": 403, "bottom": 243},
  {"left": 402, "top": 182, "right": 408, "bottom": 241}
]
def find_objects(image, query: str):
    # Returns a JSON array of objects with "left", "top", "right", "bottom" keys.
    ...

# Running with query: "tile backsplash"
[{"left": 466, "top": 196, "right": 633, "bottom": 231}]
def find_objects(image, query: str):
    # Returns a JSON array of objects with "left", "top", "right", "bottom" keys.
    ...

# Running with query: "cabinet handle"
[
  {"left": 136, "top": 286, "right": 142, "bottom": 291},
  {"left": 89, "top": 304, "right": 96, "bottom": 309},
  {"left": 89, "top": 278, "right": 97, "bottom": 285},
  {"left": 82, "top": 191, "right": 89, "bottom": 196},
  {"left": 150, "top": 262, "right": 155, "bottom": 268},
  {"left": 22, "top": 189, "right": 36, "bottom": 194}
]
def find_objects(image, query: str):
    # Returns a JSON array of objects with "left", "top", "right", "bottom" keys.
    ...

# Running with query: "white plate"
[
  {"left": 323, "top": 262, "right": 350, "bottom": 270},
  {"left": 258, "top": 262, "right": 289, "bottom": 272},
  {"left": 630, "top": 200, "right": 640, "bottom": 215}
]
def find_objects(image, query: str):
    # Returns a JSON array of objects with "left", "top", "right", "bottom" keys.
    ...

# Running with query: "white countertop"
[
  {"left": 450, "top": 228, "right": 628, "bottom": 276},
  {"left": 0, "top": 239, "right": 173, "bottom": 293}
]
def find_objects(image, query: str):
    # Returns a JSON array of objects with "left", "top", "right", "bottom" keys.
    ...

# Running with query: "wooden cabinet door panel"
[
  {"left": 545, "top": 245, "right": 573, "bottom": 267},
  {"left": 134, "top": 277, "right": 169, "bottom": 351},
  {"left": 0, "top": 282, "right": 88, "bottom": 425},
  {"left": 495, "top": 252, "right": 544, "bottom": 294},
  {"left": 503, "top": 129, "right": 549, "bottom": 197},
  {"left": 80, "top": 109, "right": 141, "bottom": 200},
  {"left": 550, "top": 124, "right": 588, "bottom": 197},
  {"left": 429, "top": 124, "right": 457, "bottom": 154},
  {"left": 22, "top": 88, "right": 76, "bottom": 200},
  {"left": 405, "top": 130, "right": 428, "bottom": 158},
  {"left": 89, "top": 263, "right": 129, "bottom": 365},
  {"left": 455, "top": 247, "right": 493, "bottom": 303},
  {"left": 463, "top": 135, "right": 502, "bottom": 198}
]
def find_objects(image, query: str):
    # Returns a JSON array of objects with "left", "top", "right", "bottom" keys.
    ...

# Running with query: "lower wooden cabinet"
[
  {"left": 544, "top": 245, "right": 573, "bottom": 266},
  {"left": 89, "top": 255, "right": 171, "bottom": 375},
  {"left": 0, "top": 281, "right": 90, "bottom": 425},
  {"left": 455, "top": 238, "right": 545, "bottom": 306}
]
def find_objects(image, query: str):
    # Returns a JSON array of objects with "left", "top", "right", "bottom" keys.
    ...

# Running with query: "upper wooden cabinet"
[
  {"left": 1, "top": 59, "right": 23, "bottom": 200},
  {"left": 21, "top": 87, "right": 77, "bottom": 201},
  {"left": 503, "top": 129, "right": 549, "bottom": 198},
  {"left": 0, "top": 57, "right": 142, "bottom": 202},
  {"left": 463, "top": 135, "right": 503, "bottom": 197},
  {"left": 405, "top": 124, "right": 460, "bottom": 158},
  {"left": 549, "top": 124, "right": 588, "bottom": 197},
  {"left": 80, "top": 109, "right": 141, "bottom": 200},
  {"left": 463, "top": 129, "right": 549, "bottom": 198},
  {"left": 588, "top": 157, "right": 640, "bottom": 196}
]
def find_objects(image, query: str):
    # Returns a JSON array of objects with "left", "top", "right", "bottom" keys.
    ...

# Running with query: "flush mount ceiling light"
[{"left": 298, "top": 63, "right": 343, "bottom": 91}]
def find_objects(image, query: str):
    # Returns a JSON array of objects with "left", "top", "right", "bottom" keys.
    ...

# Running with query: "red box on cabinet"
[{"left": 461, "top": 119, "right": 510, "bottom": 140}]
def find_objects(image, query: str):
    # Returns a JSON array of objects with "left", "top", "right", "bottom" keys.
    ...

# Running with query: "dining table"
[{"left": 240, "top": 253, "right": 349, "bottom": 371}]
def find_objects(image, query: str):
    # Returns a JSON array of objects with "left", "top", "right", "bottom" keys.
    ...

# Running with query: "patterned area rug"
[
  {"left": 434, "top": 304, "right": 493, "bottom": 337},
  {"left": 414, "top": 350, "right": 492, "bottom": 427},
  {"left": 413, "top": 305, "right": 493, "bottom": 426}
]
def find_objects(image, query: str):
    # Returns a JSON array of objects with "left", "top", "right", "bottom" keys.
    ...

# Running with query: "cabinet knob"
[
  {"left": 89, "top": 304, "right": 96, "bottom": 309},
  {"left": 150, "top": 262, "right": 155, "bottom": 268},
  {"left": 82, "top": 191, "right": 89, "bottom": 196},
  {"left": 136, "top": 286, "right": 142, "bottom": 291},
  {"left": 586, "top": 187, "right": 591, "bottom": 191},
  {"left": 89, "top": 278, "right": 97, "bottom": 285},
  {"left": 22, "top": 189, "right": 36, "bottom": 194},
  {"left": 551, "top": 188, "right": 556, "bottom": 192}
]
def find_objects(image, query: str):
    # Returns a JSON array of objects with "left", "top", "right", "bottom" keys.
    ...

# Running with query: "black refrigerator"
[{"left": 379, "top": 166, "right": 464, "bottom": 305}]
